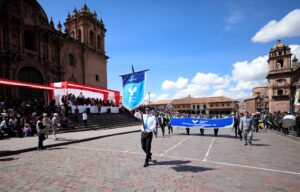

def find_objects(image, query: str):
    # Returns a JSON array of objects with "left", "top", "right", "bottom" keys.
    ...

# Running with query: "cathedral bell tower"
[
  {"left": 64, "top": 3, "right": 106, "bottom": 54},
  {"left": 267, "top": 40, "right": 293, "bottom": 113},
  {"left": 63, "top": 3, "right": 108, "bottom": 88}
]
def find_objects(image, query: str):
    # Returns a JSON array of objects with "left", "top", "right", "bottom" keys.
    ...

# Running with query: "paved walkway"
[
  {"left": 0, "top": 125, "right": 140, "bottom": 156},
  {"left": 1, "top": 128, "right": 300, "bottom": 191}
]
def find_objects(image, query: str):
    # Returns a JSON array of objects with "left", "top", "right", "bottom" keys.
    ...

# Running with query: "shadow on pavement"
[
  {"left": 251, "top": 143, "right": 270, "bottom": 146},
  {"left": 151, "top": 160, "right": 215, "bottom": 173},
  {"left": 171, "top": 165, "right": 215, "bottom": 173},
  {"left": 152, "top": 160, "right": 191, "bottom": 165},
  {"left": 46, "top": 147, "right": 66, "bottom": 150},
  {"left": 0, "top": 150, "right": 20, "bottom": 157},
  {"left": 0, "top": 157, "right": 19, "bottom": 161},
  {"left": 55, "top": 138, "right": 78, "bottom": 142}
]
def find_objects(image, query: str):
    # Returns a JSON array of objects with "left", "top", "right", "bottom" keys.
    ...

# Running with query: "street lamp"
[{"left": 148, "top": 92, "right": 150, "bottom": 105}]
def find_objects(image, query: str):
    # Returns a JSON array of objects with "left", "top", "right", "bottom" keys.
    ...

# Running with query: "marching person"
[
  {"left": 42, "top": 113, "right": 50, "bottom": 139},
  {"left": 239, "top": 112, "right": 253, "bottom": 145},
  {"left": 166, "top": 114, "right": 173, "bottom": 134},
  {"left": 134, "top": 107, "right": 157, "bottom": 167},
  {"left": 51, "top": 113, "right": 59, "bottom": 140},
  {"left": 157, "top": 113, "right": 165, "bottom": 136},
  {"left": 233, "top": 112, "right": 240, "bottom": 138},
  {"left": 36, "top": 116, "right": 47, "bottom": 150}
]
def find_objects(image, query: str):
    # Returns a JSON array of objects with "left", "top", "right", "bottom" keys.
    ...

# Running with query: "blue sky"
[{"left": 38, "top": 0, "right": 300, "bottom": 101}]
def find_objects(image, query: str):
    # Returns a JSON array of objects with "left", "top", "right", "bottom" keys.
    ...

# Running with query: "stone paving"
[
  {"left": 0, "top": 125, "right": 140, "bottom": 155},
  {"left": 1, "top": 127, "right": 300, "bottom": 192}
]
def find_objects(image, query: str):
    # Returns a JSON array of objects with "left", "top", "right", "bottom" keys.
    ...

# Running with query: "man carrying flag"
[
  {"left": 134, "top": 107, "right": 156, "bottom": 167},
  {"left": 121, "top": 69, "right": 155, "bottom": 167}
]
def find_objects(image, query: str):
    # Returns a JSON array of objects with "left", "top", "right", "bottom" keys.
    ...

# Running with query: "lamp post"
[{"left": 148, "top": 92, "right": 150, "bottom": 105}]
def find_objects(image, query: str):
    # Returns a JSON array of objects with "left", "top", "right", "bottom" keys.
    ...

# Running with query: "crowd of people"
[
  {"left": 134, "top": 105, "right": 300, "bottom": 141},
  {"left": 65, "top": 93, "right": 116, "bottom": 107},
  {"left": 0, "top": 97, "right": 65, "bottom": 140},
  {"left": 2, "top": 95, "right": 300, "bottom": 153},
  {"left": 134, "top": 106, "right": 300, "bottom": 167}
]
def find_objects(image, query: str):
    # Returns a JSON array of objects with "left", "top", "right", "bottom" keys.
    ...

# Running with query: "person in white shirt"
[
  {"left": 134, "top": 107, "right": 157, "bottom": 167},
  {"left": 82, "top": 111, "right": 88, "bottom": 127}
]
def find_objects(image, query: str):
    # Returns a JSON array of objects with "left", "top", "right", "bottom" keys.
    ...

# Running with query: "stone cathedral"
[{"left": 0, "top": 0, "right": 108, "bottom": 99}]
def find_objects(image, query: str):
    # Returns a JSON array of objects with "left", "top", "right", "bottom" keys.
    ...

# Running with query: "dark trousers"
[
  {"left": 38, "top": 133, "right": 45, "bottom": 149},
  {"left": 255, "top": 124, "right": 259, "bottom": 132},
  {"left": 160, "top": 124, "right": 165, "bottom": 136},
  {"left": 168, "top": 125, "right": 173, "bottom": 134},
  {"left": 200, "top": 128, "right": 204, "bottom": 135},
  {"left": 234, "top": 125, "right": 238, "bottom": 137},
  {"left": 141, "top": 132, "right": 153, "bottom": 163},
  {"left": 83, "top": 120, "right": 87, "bottom": 127},
  {"left": 283, "top": 128, "right": 289, "bottom": 135},
  {"left": 214, "top": 129, "right": 219, "bottom": 136},
  {"left": 238, "top": 129, "right": 242, "bottom": 139},
  {"left": 186, "top": 128, "right": 190, "bottom": 135}
]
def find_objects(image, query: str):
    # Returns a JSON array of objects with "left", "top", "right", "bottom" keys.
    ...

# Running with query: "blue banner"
[
  {"left": 170, "top": 117, "right": 234, "bottom": 129},
  {"left": 122, "top": 71, "right": 146, "bottom": 111}
]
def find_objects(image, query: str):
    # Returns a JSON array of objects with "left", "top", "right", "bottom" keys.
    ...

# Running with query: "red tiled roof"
[{"left": 170, "top": 96, "right": 237, "bottom": 105}]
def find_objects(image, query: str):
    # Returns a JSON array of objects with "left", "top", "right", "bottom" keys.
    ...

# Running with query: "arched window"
[
  {"left": 24, "top": 30, "right": 36, "bottom": 51},
  {"left": 278, "top": 89, "right": 284, "bottom": 96},
  {"left": 276, "top": 60, "right": 284, "bottom": 69},
  {"left": 90, "top": 30, "right": 94, "bottom": 46},
  {"left": 77, "top": 29, "right": 82, "bottom": 41},
  {"left": 97, "top": 35, "right": 101, "bottom": 49},
  {"left": 68, "top": 54, "right": 74, "bottom": 66}
]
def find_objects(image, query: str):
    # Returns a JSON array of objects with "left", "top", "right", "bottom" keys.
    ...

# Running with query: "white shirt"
[
  {"left": 134, "top": 112, "right": 157, "bottom": 133},
  {"left": 82, "top": 113, "right": 88, "bottom": 120}
]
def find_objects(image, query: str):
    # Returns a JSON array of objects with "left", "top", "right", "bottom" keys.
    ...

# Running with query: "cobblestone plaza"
[{"left": 1, "top": 127, "right": 300, "bottom": 191}]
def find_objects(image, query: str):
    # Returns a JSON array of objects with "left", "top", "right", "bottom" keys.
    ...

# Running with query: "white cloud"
[
  {"left": 172, "top": 83, "right": 210, "bottom": 99},
  {"left": 213, "top": 89, "right": 251, "bottom": 99},
  {"left": 158, "top": 44, "right": 300, "bottom": 100},
  {"left": 229, "top": 80, "right": 267, "bottom": 92},
  {"left": 290, "top": 44, "right": 300, "bottom": 59},
  {"left": 252, "top": 9, "right": 300, "bottom": 43},
  {"left": 161, "top": 77, "right": 188, "bottom": 91},
  {"left": 192, "top": 73, "right": 230, "bottom": 89},
  {"left": 232, "top": 56, "right": 268, "bottom": 81}
]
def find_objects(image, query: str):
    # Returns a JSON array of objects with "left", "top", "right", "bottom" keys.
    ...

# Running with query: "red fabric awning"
[{"left": 0, "top": 78, "right": 54, "bottom": 90}]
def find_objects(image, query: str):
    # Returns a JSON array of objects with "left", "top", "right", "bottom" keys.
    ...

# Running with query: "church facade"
[
  {"left": 0, "top": 0, "right": 108, "bottom": 100},
  {"left": 245, "top": 40, "right": 300, "bottom": 113},
  {"left": 267, "top": 40, "right": 300, "bottom": 113}
]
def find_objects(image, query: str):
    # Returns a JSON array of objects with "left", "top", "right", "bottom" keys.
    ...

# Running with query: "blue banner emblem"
[
  {"left": 122, "top": 71, "right": 146, "bottom": 111},
  {"left": 170, "top": 117, "right": 234, "bottom": 129}
]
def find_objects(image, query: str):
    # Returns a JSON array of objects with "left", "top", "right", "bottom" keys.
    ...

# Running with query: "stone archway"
[{"left": 17, "top": 67, "right": 44, "bottom": 100}]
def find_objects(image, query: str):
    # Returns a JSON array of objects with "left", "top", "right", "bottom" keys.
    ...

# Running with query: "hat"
[
  {"left": 54, "top": 113, "right": 58, "bottom": 117},
  {"left": 43, "top": 113, "right": 48, "bottom": 117}
]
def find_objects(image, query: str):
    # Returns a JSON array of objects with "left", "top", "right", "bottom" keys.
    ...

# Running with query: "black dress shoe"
[{"left": 143, "top": 162, "right": 149, "bottom": 167}]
